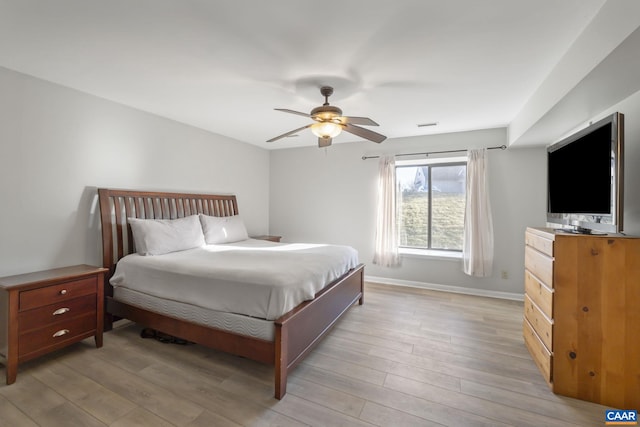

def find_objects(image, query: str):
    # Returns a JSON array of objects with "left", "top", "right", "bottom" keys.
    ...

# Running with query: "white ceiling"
[{"left": 0, "top": 0, "right": 609, "bottom": 149}]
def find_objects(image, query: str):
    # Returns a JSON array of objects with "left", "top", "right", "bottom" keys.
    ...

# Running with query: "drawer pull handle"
[
  {"left": 53, "top": 308, "right": 70, "bottom": 316},
  {"left": 59, "top": 289, "right": 68, "bottom": 295},
  {"left": 53, "top": 329, "right": 70, "bottom": 338}
]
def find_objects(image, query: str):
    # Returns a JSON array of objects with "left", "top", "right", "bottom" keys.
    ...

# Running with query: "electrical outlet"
[{"left": 501, "top": 270, "right": 508, "bottom": 280}]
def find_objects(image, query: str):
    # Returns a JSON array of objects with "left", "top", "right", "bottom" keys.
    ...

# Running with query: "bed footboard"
[{"left": 274, "top": 263, "right": 364, "bottom": 399}]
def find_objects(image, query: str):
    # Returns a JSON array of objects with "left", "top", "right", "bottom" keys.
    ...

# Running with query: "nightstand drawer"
[
  {"left": 524, "top": 294, "right": 553, "bottom": 350},
  {"left": 18, "top": 294, "right": 96, "bottom": 333},
  {"left": 524, "top": 270, "right": 553, "bottom": 318},
  {"left": 18, "top": 312, "right": 96, "bottom": 357},
  {"left": 19, "top": 276, "right": 97, "bottom": 311},
  {"left": 523, "top": 318, "right": 552, "bottom": 384},
  {"left": 524, "top": 246, "right": 554, "bottom": 287}
]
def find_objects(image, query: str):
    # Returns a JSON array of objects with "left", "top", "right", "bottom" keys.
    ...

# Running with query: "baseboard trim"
[{"left": 364, "top": 275, "right": 524, "bottom": 301}]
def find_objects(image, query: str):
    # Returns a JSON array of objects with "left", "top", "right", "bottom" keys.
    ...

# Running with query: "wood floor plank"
[
  {"left": 415, "top": 334, "right": 532, "bottom": 363},
  {"left": 110, "top": 407, "right": 176, "bottom": 427},
  {"left": 59, "top": 355, "right": 205, "bottom": 426},
  {"left": 296, "top": 363, "right": 511, "bottom": 427},
  {"left": 268, "top": 393, "right": 376, "bottom": 427},
  {"left": 125, "top": 357, "right": 303, "bottom": 427},
  {"left": 316, "top": 337, "right": 555, "bottom": 402},
  {"left": 286, "top": 376, "right": 367, "bottom": 418},
  {"left": 383, "top": 374, "right": 587, "bottom": 427},
  {"left": 213, "top": 363, "right": 372, "bottom": 425},
  {"left": 331, "top": 327, "right": 416, "bottom": 353},
  {"left": 34, "top": 401, "right": 107, "bottom": 427},
  {"left": 449, "top": 334, "right": 532, "bottom": 359},
  {"left": 185, "top": 410, "right": 244, "bottom": 427},
  {"left": 0, "top": 374, "right": 68, "bottom": 421},
  {"left": 0, "top": 282, "right": 613, "bottom": 426},
  {"left": 30, "top": 364, "right": 137, "bottom": 425},
  {"left": 312, "top": 340, "right": 463, "bottom": 392},
  {"left": 359, "top": 401, "right": 446, "bottom": 427},
  {"left": 336, "top": 316, "right": 452, "bottom": 344},
  {"left": 0, "top": 394, "right": 39, "bottom": 427},
  {"left": 302, "top": 348, "right": 388, "bottom": 386},
  {"left": 411, "top": 342, "right": 541, "bottom": 375},
  {"left": 370, "top": 345, "right": 542, "bottom": 384},
  {"left": 459, "top": 379, "right": 605, "bottom": 425}
]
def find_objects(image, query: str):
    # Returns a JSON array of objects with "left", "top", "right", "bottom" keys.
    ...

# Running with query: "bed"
[{"left": 98, "top": 188, "right": 364, "bottom": 399}]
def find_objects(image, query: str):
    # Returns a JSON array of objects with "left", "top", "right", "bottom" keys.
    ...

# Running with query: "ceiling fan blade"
[
  {"left": 275, "top": 108, "right": 311, "bottom": 118},
  {"left": 318, "top": 137, "right": 332, "bottom": 148},
  {"left": 343, "top": 123, "right": 387, "bottom": 143},
  {"left": 267, "top": 124, "right": 312, "bottom": 142},
  {"left": 340, "top": 116, "right": 379, "bottom": 126}
]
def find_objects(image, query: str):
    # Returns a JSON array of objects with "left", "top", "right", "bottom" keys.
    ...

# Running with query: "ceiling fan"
[{"left": 267, "top": 86, "right": 386, "bottom": 148}]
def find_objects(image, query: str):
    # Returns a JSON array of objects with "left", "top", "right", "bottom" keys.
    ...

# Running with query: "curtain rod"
[{"left": 361, "top": 144, "right": 507, "bottom": 160}]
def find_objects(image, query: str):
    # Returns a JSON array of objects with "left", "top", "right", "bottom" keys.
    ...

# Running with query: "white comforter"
[{"left": 110, "top": 239, "right": 359, "bottom": 320}]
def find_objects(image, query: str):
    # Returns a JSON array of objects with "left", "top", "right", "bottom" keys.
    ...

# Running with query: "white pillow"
[
  {"left": 128, "top": 215, "right": 205, "bottom": 256},
  {"left": 199, "top": 214, "right": 249, "bottom": 244}
]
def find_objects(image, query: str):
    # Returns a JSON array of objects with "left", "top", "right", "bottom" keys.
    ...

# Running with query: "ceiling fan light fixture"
[
  {"left": 268, "top": 85, "right": 385, "bottom": 146},
  {"left": 311, "top": 121, "right": 342, "bottom": 139}
]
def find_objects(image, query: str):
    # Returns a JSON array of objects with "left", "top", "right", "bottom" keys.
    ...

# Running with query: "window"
[{"left": 396, "top": 157, "right": 467, "bottom": 252}]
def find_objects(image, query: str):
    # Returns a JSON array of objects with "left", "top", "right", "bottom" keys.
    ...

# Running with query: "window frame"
[{"left": 396, "top": 156, "right": 467, "bottom": 256}]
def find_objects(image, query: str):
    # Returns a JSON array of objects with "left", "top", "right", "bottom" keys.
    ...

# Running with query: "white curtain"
[
  {"left": 463, "top": 148, "right": 494, "bottom": 276},
  {"left": 373, "top": 155, "right": 401, "bottom": 267}
]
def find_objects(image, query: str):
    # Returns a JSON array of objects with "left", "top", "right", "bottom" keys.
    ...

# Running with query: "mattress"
[
  {"left": 114, "top": 287, "right": 275, "bottom": 341},
  {"left": 110, "top": 238, "right": 359, "bottom": 320}
]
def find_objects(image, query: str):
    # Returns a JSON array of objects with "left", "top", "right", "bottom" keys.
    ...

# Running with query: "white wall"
[
  {"left": 269, "top": 128, "right": 546, "bottom": 297},
  {"left": 509, "top": 1, "right": 640, "bottom": 146},
  {"left": 0, "top": 67, "right": 270, "bottom": 277}
]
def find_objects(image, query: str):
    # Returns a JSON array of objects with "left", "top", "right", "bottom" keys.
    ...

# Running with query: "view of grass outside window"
[{"left": 396, "top": 160, "right": 467, "bottom": 251}]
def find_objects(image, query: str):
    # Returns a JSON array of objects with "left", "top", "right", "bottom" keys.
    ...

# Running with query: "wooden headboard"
[{"left": 97, "top": 188, "right": 239, "bottom": 280}]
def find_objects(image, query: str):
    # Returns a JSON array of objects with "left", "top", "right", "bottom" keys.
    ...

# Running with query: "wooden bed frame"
[{"left": 97, "top": 188, "right": 364, "bottom": 399}]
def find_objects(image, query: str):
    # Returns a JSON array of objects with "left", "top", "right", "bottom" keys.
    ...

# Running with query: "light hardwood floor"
[{"left": 0, "top": 282, "right": 608, "bottom": 426}]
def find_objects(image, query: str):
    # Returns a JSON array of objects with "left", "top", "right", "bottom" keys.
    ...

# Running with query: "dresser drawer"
[
  {"left": 524, "top": 246, "right": 554, "bottom": 287},
  {"left": 18, "top": 294, "right": 96, "bottom": 333},
  {"left": 524, "top": 294, "right": 553, "bottom": 350},
  {"left": 525, "top": 231, "right": 554, "bottom": 257},
  {"left": 523, "top": 318, "right": 552, "bottom": 384},
  {"left": 18, "top": 312, "right": 96, "bottom": 357},
  {"left": 19, "top": 276, "right": 96, "bottom": 311},
  {"left": 524, "top": 270, "right": 553, "bottom": 318}
]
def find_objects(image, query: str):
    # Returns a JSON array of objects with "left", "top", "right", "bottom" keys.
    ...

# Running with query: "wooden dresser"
[
  {"left": 0, "top": 264, "right": 106, "bottom": 384},
  {"left": 523, "top": 227, "right": 640, "bottom": 409}
]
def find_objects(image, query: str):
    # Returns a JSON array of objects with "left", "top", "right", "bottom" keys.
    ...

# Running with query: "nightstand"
[
  {"left": 251, "top": 235, "right": 282, "bottom": 242},
  {"left": 0, "top": 264, "right": 106, "bottom": 384}
]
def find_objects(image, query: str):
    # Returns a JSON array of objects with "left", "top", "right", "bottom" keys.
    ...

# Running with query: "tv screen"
[{"left": 546, "top": 112, "right": 624, "bottom": 234}]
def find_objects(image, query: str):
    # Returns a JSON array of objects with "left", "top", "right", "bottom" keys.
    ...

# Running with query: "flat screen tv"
[{"left": 547, "top": 112, "right": 624, "bottom": 234}]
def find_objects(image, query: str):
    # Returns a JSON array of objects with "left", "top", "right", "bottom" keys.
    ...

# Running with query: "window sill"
[{"left": 399, "top": 248, "right": 462, "bottom": 261}]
